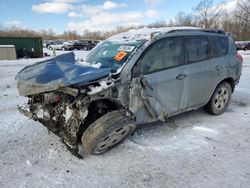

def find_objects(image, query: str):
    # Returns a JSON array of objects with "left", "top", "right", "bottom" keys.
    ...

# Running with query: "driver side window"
[{"left": 140, "top": 37, "right": 183, "bottom": 74}]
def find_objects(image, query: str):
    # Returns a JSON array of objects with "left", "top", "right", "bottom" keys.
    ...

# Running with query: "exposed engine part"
[
  {"left": 43, "top": 93, "right": 62, "bottom": 104},
  {"left": 19, "top": 92, "right": 90, "bottom": 145},
  {"left": 57, "top": 87, "right": 79, "bottom": 97},
  {"left": 17, "top": 81, "right": 125, "bottom": 156}
]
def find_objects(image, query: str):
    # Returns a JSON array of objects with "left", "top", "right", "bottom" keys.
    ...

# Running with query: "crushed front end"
[
  {"left": 15, "top": 53, "right": 117, "bottom": 155},
  {"left": 18, "top": 89, "right": 89, "bottom": 146}
]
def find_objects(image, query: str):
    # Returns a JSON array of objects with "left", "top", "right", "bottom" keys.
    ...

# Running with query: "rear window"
[
  {"left": 185, "top": 36, "right": 210, "bottom": 63},
  {"left": 212, "top": 36, "right": 228, "bottom": 57}
]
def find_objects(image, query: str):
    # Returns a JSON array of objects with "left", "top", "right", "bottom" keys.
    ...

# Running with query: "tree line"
[{"left": 0, "top": 0, "right": 249, "bottom": 41}]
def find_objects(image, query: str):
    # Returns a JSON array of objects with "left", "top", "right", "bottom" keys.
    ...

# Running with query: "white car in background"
[{"left": 48, "top": 41, "right": 70, "bottom": 50}]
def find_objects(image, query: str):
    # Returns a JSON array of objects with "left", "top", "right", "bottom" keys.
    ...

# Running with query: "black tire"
[
  {"left": 81, "top": 110, "right": 135, "bottom": 155},
  {"left": 204, "top": 82, "right": 232, "bottom": 115}
]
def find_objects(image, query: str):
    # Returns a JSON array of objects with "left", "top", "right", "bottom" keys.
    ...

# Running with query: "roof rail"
[{"left": 167, "top": 28, "right": 226, "bottom": 34}]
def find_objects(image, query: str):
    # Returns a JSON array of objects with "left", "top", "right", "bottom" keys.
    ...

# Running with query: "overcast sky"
[{"left": 0, "top": 0, "right": 238, "bottom": 34}]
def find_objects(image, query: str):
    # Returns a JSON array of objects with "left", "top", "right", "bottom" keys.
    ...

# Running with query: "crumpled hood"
[{"left": 16, "top": 52, "right": 110, "bottom": 96}]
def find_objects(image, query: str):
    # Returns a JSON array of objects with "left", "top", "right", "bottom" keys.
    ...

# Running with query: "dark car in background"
[
  {"left": 92, "top": 40, "right": 101, "bottom": 45},
  {"left": 62, "top": 40, "right": 97, "bottom": 51},
  {"left": 79, "top": 40, "right": 97, "bottom": 50},
  {"left": 61, "top": 41, "right": 85, "bottom": 51},
  {"left": 236, "top": 41, "right": 250, "bottom": 51}
]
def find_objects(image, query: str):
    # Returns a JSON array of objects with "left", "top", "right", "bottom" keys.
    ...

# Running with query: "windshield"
[{"left": 85, "top": 40, "right": 146, "bottom": 72}]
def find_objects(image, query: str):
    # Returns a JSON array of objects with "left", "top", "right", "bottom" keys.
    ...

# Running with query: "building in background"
[{"left": 0, "top": 45, "right": 16, "bottom": 60}]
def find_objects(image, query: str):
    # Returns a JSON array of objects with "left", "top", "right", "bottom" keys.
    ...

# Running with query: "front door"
[{"left": 130, "top": 36, "right": 188, "bottom": 123}]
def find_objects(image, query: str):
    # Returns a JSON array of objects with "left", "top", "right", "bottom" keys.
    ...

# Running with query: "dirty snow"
[{"left": 0, "top": 50, "right": 250, "bottom": 188}]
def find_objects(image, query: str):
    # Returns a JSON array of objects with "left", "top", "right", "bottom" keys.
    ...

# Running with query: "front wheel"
[
  {"left": 204, "top": 82, "right": 232, "bottom": 115},
  {"left": 81, "top": 110, "right": 135, "bottom": 155}
]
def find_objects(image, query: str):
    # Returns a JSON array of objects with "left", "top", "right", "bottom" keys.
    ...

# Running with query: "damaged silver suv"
[{"left": 16, "top": 27, "right": 242, "bottom": 156}]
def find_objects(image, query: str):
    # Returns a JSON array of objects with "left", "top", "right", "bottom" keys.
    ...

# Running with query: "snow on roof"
[{"left": 108, "top": 27, "right": 200, "bottom": 42}]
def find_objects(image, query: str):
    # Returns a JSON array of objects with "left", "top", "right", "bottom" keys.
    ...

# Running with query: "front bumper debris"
[{"left": 18, "top": 104, "right": 35, "bottom": 119}]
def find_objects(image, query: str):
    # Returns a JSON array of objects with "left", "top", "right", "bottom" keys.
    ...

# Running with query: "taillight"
[{"left": 236, "top": 53, "right": 243, "bottom": 63}]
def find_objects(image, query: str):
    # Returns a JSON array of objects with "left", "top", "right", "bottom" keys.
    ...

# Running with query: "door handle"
[
  {"left": 176, "top": 74, "right": 186, "bottom": 80},
  {"left": 215, "top": 65, "right": 221, "bottom": 70}
]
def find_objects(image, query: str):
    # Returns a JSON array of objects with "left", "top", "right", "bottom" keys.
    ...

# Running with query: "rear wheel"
[
  {"left": 204, "top": 82, "right": 232, "bottom": 115},
  {"left": 81, "top": 110, "right": 135, "bottom": 155}
]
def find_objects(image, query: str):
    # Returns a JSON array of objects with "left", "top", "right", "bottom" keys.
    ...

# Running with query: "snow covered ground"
[{"left": 0, "top": 50, "right": 250, "bottom": 188}]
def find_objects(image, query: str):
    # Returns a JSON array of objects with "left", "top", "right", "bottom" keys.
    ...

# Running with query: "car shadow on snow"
[{"left": 135, "top": 108, "right": 208, "bottom": 131}]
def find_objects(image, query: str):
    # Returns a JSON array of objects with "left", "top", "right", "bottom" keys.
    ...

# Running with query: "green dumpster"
[{"left": 0, "top": 37, "right": 43, "bottom": 58}]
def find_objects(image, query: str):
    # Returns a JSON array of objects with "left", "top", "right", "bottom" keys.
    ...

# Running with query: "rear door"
[{"left": 184, "top": 35, "right": 227, "bottom": 109}]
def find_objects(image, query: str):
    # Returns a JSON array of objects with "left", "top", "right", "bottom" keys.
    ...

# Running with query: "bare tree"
[
  {"left": 38, "top": 29, "right": 56, "bottom": 40},
  {"left": 174, "top": 12, "right": 197, "bottom": 27},
  {"left": 236, "top": 0, "right": 250, "bottom": 25},
  {"left": 237, "top": 0, "right": 250, "bottom": 17},
  {"left": 194, "top": 0, "right": 224, "bottom": 28},
  {"left": 1, "top": 0, "right": 249, "bottom": 41},
  {"left": 234, "top": 0, "right": 250, "bottom": 40},
  {"left": 147, "top": 20, "right": 167, "bottom": 28},
  {"left": 61, "top": 31, "right": 80, "bottom": 40}
]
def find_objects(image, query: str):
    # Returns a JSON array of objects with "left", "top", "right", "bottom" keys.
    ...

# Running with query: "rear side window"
[
  {"left": 140, "top": 37, "right": 183, "bottom": 74},
  {"left": 212, "top": 36, "right": 228, "bottom": 57},
  {"left": 185, "top": 36, "right": 210, "bottom": 63}
]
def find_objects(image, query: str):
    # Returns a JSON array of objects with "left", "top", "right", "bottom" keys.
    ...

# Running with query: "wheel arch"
[
  {"left": 219, "top": 77, "right": 235, "bottom": 93},
  {"left": 204, "top": 77, "right": 233, "bottom": 115},
  {"left": 204, "top": 77, "right": 235, "bottom": 107},
  {"left": 76, "top": 98, "right": 126, "bottom": 142}
]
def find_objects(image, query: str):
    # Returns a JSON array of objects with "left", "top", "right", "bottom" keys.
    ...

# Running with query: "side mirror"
[{"left": 140, "top": 76, "right": 153, "bottom": 91}]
